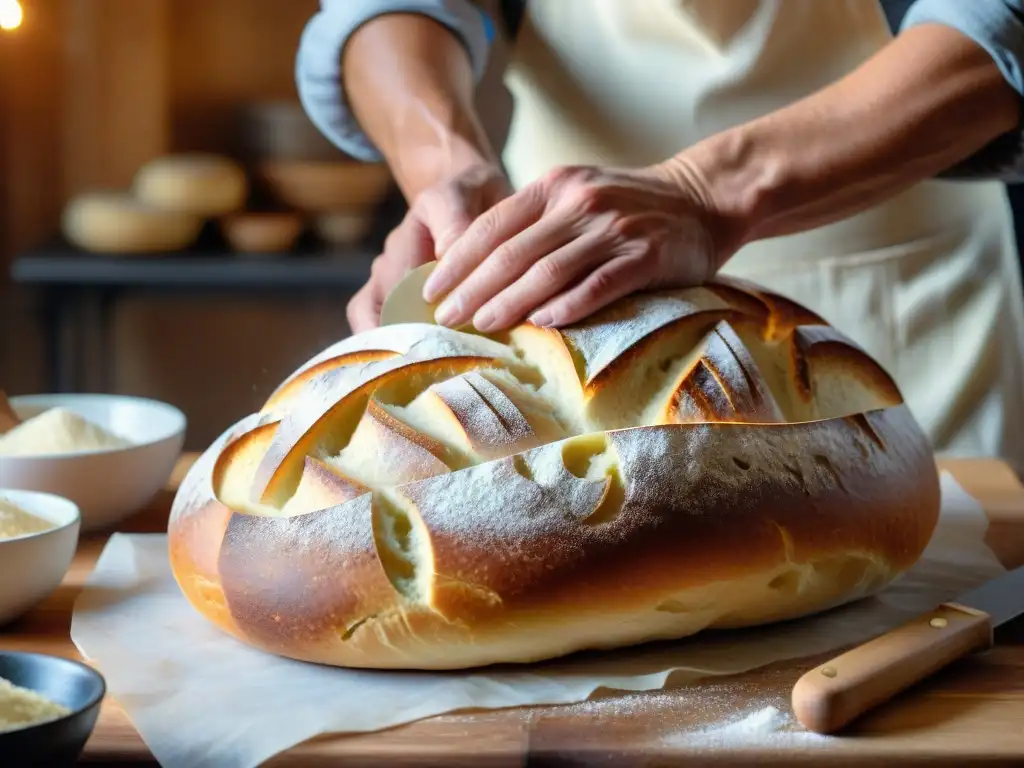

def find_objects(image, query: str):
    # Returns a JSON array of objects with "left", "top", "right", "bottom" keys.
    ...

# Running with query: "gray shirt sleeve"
[
  {"left": 899, "top": 0, "right": 1024, "bottom": 181},
  {"left": 295, "top": 0, "right": 493, "bottom": 163}
]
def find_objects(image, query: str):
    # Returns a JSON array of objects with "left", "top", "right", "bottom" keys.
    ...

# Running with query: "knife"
[{"left": 791, "top": 564, "right": 1024, "bottom": 734}]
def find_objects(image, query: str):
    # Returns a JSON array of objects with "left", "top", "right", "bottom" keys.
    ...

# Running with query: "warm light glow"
[{"left": 0, "top": 0, "right": 23, "bottom": 31}]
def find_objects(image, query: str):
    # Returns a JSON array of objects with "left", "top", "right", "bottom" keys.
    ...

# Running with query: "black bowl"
[{"left": 0, "top": 652, "right": 106, "bottom": 767}]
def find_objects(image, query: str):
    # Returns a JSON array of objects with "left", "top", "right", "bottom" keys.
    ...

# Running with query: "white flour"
[
  {"left": 0, "top": 676, "right": 70, "bottom": 732},
  {"left": 0, "top": 499, "right": 55, "bottom": 539},
  {"left": 541, "top": 687, "right": 829, "bottom": 750},
  {"left": 0, "top": 407, "right": 132, "bottom": 456},
  {"left": 662, "top": 703, "right": 831, "bottom": 749},
  {"left": 699, "top": 705, "right": 791, "bottom": 737}
]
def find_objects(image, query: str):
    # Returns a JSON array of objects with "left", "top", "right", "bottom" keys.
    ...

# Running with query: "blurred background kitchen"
[
  {"left": 0, "top": 0, "right": 404, "bottom": 451},
  {"left": 1, "top": 0, "right": 1024, "bottom": 453}
]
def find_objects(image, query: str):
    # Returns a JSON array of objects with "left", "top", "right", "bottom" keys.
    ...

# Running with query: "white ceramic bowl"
[
  {"left": 0, "top": 394, "right": 186, "bottom": 532},
  {"left": 0, "top": 489, "right": 81, "bottom": 626}
]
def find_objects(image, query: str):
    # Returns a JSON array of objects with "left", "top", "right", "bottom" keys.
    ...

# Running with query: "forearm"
[
  {"left": 673, "top": 23, "right": 1022, "bottom": 254},
  {"left": 343, "top": 13, "right": 498, "bottom": 201}
]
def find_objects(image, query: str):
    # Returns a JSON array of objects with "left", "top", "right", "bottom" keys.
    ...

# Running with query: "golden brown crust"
[
  {"left": 263, "top": 350, "right": 397, "bottom": 411},
  {"left": 168, "top": 276, "right": 941, "bottom": 670}
]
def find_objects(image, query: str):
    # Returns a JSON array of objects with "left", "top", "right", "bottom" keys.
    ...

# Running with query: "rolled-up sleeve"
[
  {"left": 899, "top": 0, "right": 1024, "bottom": 180},
  {"left": 295, "top": 0, "right": 494, "bottom": 163}
]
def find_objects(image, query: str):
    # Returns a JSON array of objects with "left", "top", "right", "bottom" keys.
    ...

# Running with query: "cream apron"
[{"left": 498, "top": 0, "right": 1024, "bottom": 472}]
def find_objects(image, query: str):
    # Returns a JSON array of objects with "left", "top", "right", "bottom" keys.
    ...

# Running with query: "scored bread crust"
[{"left": 169, "top": 270, "right": 941, "bottom": 670}]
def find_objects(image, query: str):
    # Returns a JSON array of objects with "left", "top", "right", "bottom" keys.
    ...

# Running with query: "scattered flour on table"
[
  {"left": 695, "top": 705, "right": 791, "bottom": 737},
  {"left": 672, "top": 705, "right": 833, "bottom": 750},
  {"left": 540, "top": 673, "right": 833, "bottom": 751},
  {"left": 0, "top": 407, "right": 132, "bottom": 456},
  {"left": 668, "top": 700, "right": 833, "bottom": 749}
]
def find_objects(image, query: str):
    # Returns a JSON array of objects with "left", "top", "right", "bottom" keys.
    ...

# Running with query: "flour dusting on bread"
[{"left": 168, "top": 267, "right": 941, "bottom": 671}]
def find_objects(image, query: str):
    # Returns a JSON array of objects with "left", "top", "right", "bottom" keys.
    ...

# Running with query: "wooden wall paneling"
[
  {"left": 61, "top": 0, "right": 170, "bottom": 196},
  {"left": 0, "top": 0, "right": 364, "bottom": 437},
  {"left": 0, "top": 0, "right": 64, "bottom": 262},
  {"left": 0, "top": 0, "right": 64, "bottom": 393},
  {"left": 127, "top": 0, "right": 360, "bottom": 449},
  {"left": 57, "top": 0, "right": 172, "bottom": 392},
  {"left": 169, "top": 0, "right": 318, "bottom": 153}
]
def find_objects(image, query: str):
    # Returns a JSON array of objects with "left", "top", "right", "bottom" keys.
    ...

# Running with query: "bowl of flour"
[
  {"left": 0, "top": 489, "right": 80, "bottom": 626},
  {"left": 0, "top": 651, "right": 106, "bottom": 765},
  {"left": 0, "top": 394, "right": 186, "bottom": 531}
]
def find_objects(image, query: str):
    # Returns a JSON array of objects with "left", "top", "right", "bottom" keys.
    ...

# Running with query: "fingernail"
[
  {"left": 473, "top": 308, "right": 497, "bottom": 333},
  {"left": 423, "top": 267, "right": 449, "bottom": 302},
  {"left": 422, "top": 275, "right": 441, "bottom": 303},
  {"left": 530, "top": 310, "right": 553, "bottom": 327},
  {"left": 434, "top": 297, "right": 461, "bottom": 327}
]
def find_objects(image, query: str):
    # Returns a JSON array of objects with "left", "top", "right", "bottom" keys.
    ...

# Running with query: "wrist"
[
  {"left": 655, "top": 124, "right": 778, "bottom": 261},
  {"left": 659, "top": 23, "right": 1022, "bottom": 251}
]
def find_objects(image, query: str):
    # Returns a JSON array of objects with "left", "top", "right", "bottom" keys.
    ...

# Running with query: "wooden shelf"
[{"left": 11, "top": 244, "right": 375, "bottom": 293}]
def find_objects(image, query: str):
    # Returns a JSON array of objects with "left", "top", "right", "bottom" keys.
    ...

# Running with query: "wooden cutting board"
[{"left": 3, "top": 456, "right": 1023, "bottom": 766}]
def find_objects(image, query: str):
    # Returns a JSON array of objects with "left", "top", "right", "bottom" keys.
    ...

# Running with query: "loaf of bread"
[{"left": 169, "top": 265, "right": 941, "bottom": 670}]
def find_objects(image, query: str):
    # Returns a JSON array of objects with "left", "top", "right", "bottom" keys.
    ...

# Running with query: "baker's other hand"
[
  {"left": 345, "top": 162, "right": 511, "bottom": 334},
  {"left": 421, "top": 163, "right": 734, "bottom": 332}
]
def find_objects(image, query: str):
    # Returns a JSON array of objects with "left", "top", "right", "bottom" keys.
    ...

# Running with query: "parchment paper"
[{"left": 70, "top": 472, "right": 1005, "bottom": 768}]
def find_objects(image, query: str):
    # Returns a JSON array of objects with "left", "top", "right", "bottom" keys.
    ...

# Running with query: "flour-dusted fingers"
[
  {"left": 472, "top": 230, "right": 610, "bottom": 332},
  {"left": 432, "top": 216, "right": 577, "bottom": 331},
  {"left": 528, "top": 253, "right": 654, "bottom": 328},
  {"left": 423, "top": 184, "right": 547, "bottom": 308}
]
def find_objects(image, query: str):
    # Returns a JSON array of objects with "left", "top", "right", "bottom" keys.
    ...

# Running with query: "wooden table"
[{"left": 3, "top": 456, "right": 1024, "bottom": 767}]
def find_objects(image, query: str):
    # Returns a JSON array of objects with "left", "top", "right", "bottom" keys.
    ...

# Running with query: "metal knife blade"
[{"left": 953, "top": 565, "right": 1024, "bottom": 627}]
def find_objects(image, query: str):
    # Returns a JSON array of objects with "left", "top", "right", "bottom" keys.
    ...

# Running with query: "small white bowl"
[
  {"left": 0, "top": 489, "right": 81, "bottom": 626},
  {"left": 0, "top": 394, "right": 186, "bottom": 532}
]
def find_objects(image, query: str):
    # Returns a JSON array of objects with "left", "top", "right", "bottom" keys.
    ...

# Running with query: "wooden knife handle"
[{"left": 792, "top": 603, "right": 993, "bottom": 734}]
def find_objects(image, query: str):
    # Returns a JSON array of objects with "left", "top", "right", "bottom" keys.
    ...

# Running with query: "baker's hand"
[
  {"left": 421, "top": 164, "right": 728, "bottom": 332},
  {"left": 345, "top": 162, "right": 511, "bottom": 334}
]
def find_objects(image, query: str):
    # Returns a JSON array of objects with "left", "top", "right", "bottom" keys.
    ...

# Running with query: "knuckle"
[
  {"left": 562, "top": 184, "right": 605, "bottom": 216},
  {"left": 617, "top": 252, "right": 653, "bottom": 285},
  {"left": 488, "top": 242, "right": 523, "bottom": 273},
  {"left": 412, "top": 187, "right": 442, "bottom": 213},
  {"left": 541, "top": 165, "right": 578, "bottom": 188},
  {"left": 606, "top": 212, "right": 640, "bottom": 242},
  {"left": 469, "top": 209, "right": 500, "bottom": 241},
  {"left": 438, "top": 187, "right": 474, "bottom": 217},
  {"left": 433, "top": 222, "right": 463, "bottom": 253},
  {"left": 532, "top": 255, "right": 570, "bottom": 286},
  {"left": 586, "top": 267, "right": 620, "bottom": 298}
]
